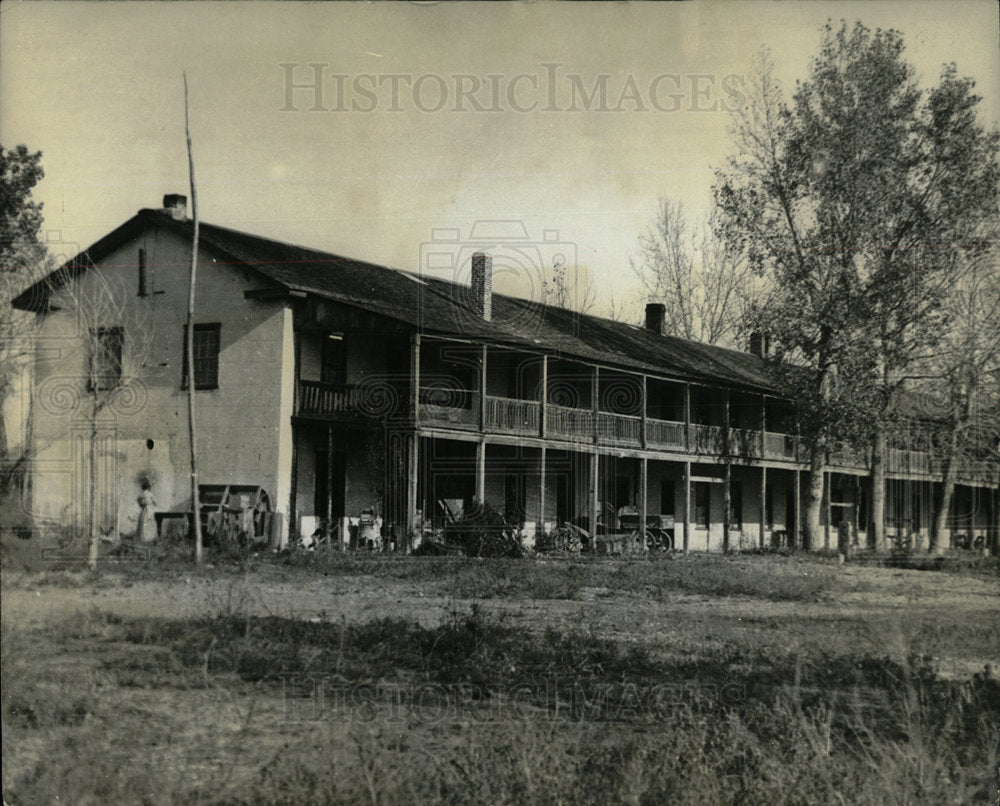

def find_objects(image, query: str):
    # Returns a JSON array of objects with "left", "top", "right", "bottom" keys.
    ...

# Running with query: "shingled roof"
[{"left": 12, "top": 208, "right": 775, "bottom": 392}]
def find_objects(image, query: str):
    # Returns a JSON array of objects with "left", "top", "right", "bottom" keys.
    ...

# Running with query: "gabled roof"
[{"left": 12, "top": 208, "right": 774, "bottom": 392}]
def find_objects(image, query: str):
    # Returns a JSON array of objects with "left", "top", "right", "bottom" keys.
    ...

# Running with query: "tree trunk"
[
  {"left": 931, "top": 464, "right": 957, "bottom": 555},
  {"left": 803, "top": 445, "right": 825, "bottom": 551},
  {"left": 870, "top": 429, "right": 886, "bottom": 552},
  {"left": 88, "top": 417, "right": 99, "bottom": 569}
]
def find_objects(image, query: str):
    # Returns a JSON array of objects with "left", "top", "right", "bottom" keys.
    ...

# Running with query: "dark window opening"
[
  {"left": 321, "top": 336, "right": 346, "bottom": 385},
  {"left": 765, "top": 483, "right": 774, "bottom": 528},
  {"left": 660, "top": 480, "right": 675, "bottom": 517},
  {"left": 89, "top": 327, "right": 124, "bottom": 391},
  {"left": 138, "top": 248, "right": 148, "bottom": 297},
  {"left": 729, "top": 479, "right": 743, "bottom": 528},
  {"left": 182, "top": 323, "right": 221, "bottom": 390},
  {"left": 695, "top": 482, "right": 710, "bottom": 529}
]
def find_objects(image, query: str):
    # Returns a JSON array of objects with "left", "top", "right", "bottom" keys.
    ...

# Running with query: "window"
[
  {"left": 659, "top": 480, "right": 675, "bottom": 517},
  {"left": 321, "top": 335, "right": 346, "bottom": 385},
  {"left": 182, "top": 323, "right": 220, "bottom": 389},
  {"left": 89, "top": 327, "right": 124, "bottom": 391},
  {"left": 729, "top": 479, "right": 743, "bottom": 528},
  {"left": 695, "top": 482, "right": 710, "bottom": 529}
]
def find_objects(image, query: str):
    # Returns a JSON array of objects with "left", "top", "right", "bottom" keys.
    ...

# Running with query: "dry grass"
[{"left": 3, "top": 553, "right": 999, "bottom": 805}]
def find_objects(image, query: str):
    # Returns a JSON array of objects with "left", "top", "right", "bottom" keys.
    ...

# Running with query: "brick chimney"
[
  {"left": 749, "top": 331, "right": 770, "bottom": 357},
  {"left": 471, "top": 252, "right": 492, "bottom": 321},
  {"left": 162, "top": 194, "right": 187, "bottom": 221},
  {"left": 645, "top": 302, "right": 666, "bottom": 336}
]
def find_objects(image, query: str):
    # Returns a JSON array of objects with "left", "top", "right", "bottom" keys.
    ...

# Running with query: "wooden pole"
[
  {"left": 639, "top": 457, "right": 648, "bottom": 547},
  {"left": 538, "top": 446, "right": 546, "bottom": 534},
  {"left": 793, "top": 469, "right": 801, "bottom": 549},
  {"left": 539, "top": 355, "right": 548, "bottom": 439},
  {"left": 760, "top": 465, "right": 767, "bottom": 549},
  {"left": 183, "top": 73, "right": 203, "bottom": 565},
  {"left": 326, "top": 425, "right": 334, "bottom": 537}
]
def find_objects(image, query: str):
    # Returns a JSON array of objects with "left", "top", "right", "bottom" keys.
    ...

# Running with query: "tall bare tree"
[{"left": 632, "top": 197, "right": 761, "bottom": 349}]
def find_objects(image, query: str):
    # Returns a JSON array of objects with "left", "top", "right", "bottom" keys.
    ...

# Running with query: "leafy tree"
[
  {"left": 1, "top": 145, "right": 51, "bottom": 503},
  {"left": 715, "top": 25, "right": 1000, "bottom": 550}
]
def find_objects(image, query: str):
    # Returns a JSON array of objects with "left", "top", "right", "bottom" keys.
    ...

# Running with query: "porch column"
[
  {"left": 407, "top": 434, "right": 419, "bottom": 542},
  {"left": 479, "top": 344, "right": 487, "bottom": 432},
  {"left": 723, "top": 462, "right": 732, "bottom": 552},
  {"left": 640, "top": 375, "right": 648, "bottom": 449},
  {"left": 289, "top": 424, "right": 298, "bottom": 541},
  {"left": 539, "top": 355, "right": 548, "bottom": 439},
  {"left": 759, "top": 465, "right": 767, "bottom": 549},
  {"left": 411, "top": 334, "right": 421, "bottom": 425},
  {"left": 683, "top": 461, "right": 691, "bottom": 553},
  {"left": 793, "top": 469, "right": 801, "bottom": 548},
  {"left": 824, "top": 471, "right": 832, "bottom": 550},
  {"left": 326, "top": 425, "right": 334, "bottom": 535},
  {"left": 590, "top": 451, "right": 600, "bottom": 537},
  {"left": 684, "top": 383, "right": 691, "bottom": 452},
  {"left": 475, "top": 439, "right": 486, "bottom": 505},
  {"left": 639, "top": 457, "right": 648, "bottom": 542},
  {"left": 592, "top": 367, "right": 600, "bottom": 444},
  {"left": 538, "top": 446, "right": 547, "bottom": 533}
]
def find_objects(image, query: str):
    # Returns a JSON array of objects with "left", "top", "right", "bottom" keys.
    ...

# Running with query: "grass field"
[{"left": 2, "top": 551, "right": 998, "bottom": 805}]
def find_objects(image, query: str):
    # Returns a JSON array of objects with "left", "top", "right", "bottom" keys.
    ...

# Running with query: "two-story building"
[{"left": 11, "top": 196, "right": 999, "bottom": 552}]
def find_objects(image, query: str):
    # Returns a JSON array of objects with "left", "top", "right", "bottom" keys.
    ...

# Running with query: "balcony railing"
[
  {"left": 547, "top": 404, "right": 594, "bottom": 442},
  {"left": 297, "top": 381, "right": 360, "bottom": 417},
  {"left": 646, "top": 418, "right": 685, "bottom": 449},
  {"left": 485, "top": 395, "right": 540, "bottom": 435},
  {"left": 598, "top": 411, "right": 642, "bottom": 446},
  {"left": 689, "top": 424, "right": 725, "bottom": 455},
  {"left": 763, "top": 431, "right": 797, "bottom": 461}
]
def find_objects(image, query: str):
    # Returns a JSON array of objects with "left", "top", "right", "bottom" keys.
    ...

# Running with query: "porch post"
[
  {"left": 759, "top": 465, "right": 767, "bottom": 549},
  {"left": 479, "top": 344, "right": 487, "bottom": 432},
  {"left": 824, "top": 471, "right": 832, "bottom": 550},
  {"left": 793, "top": 469, "right": 801, "bottom": 548},
  {"left": 326, "top": 425, "right": 334, "bottom": 537},
  {"left": 538, "top": 446, "right": 547, "bottom": 534},
  {"left": 640, "top": 375, "right": 648, "bottom": 449},
  {"left": 475, "top": 439, "right": 486, "bottom": 505},
  {"left": 590, "top": 450, "right": 600, "bottom": 539},
  {"left": 684, "top": 383, "right": 691, "bottom": 452},
  {"left": 411, "top": 334, "right": 421, "bottom": 425},
  {"left": 289, "top": 424, "right": 298, "bottom": 541},
  {"left": 592, "top": 366, "right": 600, "bottom": 444},
  {"left": 407, "top": 434, "right": 419, "bottom": 544},
  {"left": 539, "top": 355, "right": 548, "bottom": 439},
  {"left": 683, "top": 460, "right": 691, "bottom": 553},
  {"left": 723, "top": 462, "right": 732, "bottom": 552},
  {"left": 639, "top": 457, "right": 648, "bottom": 544}
]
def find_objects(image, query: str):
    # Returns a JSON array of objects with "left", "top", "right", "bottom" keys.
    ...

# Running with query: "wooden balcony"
[
  {"left": 485, "top": 395, "right": 540, "bottom": 436},
  {"left": 646, "top": 418, "right": 685, "bottom": 450},
  {"left": 689, "top": 424, "right": 725, "bottom": 455},
  {"left": 297, "top": 380, "right": 361, "bottom": 417},
  {"left": 763, "top": 431, "right": 798, "bottom": 461},
  {"left": 547, "top": 404, "right": 594, "bottom": 442},
  {"left": 418, "top": 387, "right": 479, "bottom": 429},
  {"left": 598, "top": 411, "right": 642, "bottom": 447}
]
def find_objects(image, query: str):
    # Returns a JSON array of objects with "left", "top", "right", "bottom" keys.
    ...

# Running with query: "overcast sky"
[{"left": 3, "top": 0, "right": 998, "bottom": 317}]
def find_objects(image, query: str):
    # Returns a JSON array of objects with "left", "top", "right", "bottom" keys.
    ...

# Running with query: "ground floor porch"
[{"left": 286, "top": 425, "right": 999, "bottom": 554}]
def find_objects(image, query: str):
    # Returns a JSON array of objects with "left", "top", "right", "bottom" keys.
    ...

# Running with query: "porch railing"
[
  {"left": 485, "top": 395, "right": 540, "bottom": 435},
  {"left": 598, "top": 411, "right": 642, "bottom": 446},
  {"left": 297, "top": 380, "right": 359, "bottom": 416},
  {"left": 689, "top": 424, "right": 725, "bottom": 454},
  {"left": 764, "top": 431, "right": 797, "bottom": 461},
  {"left": 418, "top": 387, "right": 479, "bottom": 429},
  {"left": 547, "top": 404, "right": 594, "bottom": 442},
  {"left": 646, "top": 418, "right": 685, "bottom": 449}
]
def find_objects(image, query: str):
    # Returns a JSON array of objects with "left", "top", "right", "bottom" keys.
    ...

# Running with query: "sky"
[{"left": 2, "top": 0, "right": 999, "bottom": 317}]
